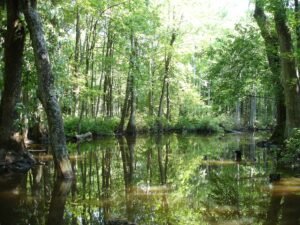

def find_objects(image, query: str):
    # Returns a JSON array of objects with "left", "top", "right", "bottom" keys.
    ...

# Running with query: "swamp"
[
  {"left": 0, "top": 0, "right": 300, "bottom": 224},
  {"left": 1, "top": 133, "right": 300, "bottom": 225}
]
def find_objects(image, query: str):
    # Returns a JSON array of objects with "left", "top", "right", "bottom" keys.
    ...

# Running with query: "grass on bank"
[{"left": 63, "top": 114, "right": 234, "bottom": 137}]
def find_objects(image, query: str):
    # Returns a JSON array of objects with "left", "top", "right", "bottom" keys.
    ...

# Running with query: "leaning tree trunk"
[
  {"left": 23, "top": 0, "right": 73, "bottom": 178},
  {"left": 0, "top": 0, "right": 26, "bottom": 157},
  {"left": 254, "top": 0, "right": 286, "bottom": 142},
  {"left": 273, "top": 0, "right": 300, "bottom": 137}
]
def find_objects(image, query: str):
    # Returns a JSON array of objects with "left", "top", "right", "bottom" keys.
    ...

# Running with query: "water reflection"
[
  {"left": 47, "top": 179, "right": 72, "bottom": 225},
  {"left": 0, "top": 133, "right": 299, "bottom": 225},
  {"left": 0, "top": 173, "right": 26, "bottom": 225}
]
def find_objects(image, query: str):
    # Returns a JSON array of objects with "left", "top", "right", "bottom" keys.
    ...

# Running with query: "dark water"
[{"left": 0, "top": 133, "right": 300, "bottom": 225}]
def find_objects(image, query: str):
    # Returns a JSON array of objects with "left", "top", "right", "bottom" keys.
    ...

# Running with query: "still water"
[{"left": 0, "top": 133, "right": 300, "bottom": 225}]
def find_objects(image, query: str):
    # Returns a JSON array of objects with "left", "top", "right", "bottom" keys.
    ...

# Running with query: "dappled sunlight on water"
[{"left": 0, "top": 133, "right": 299, "bottom": 225}]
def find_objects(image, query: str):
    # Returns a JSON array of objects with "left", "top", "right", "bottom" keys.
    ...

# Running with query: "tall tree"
[
  {"left": 272, "top": 0, "right": 300, "bottom": 136},
  {"left": 0, "top": 0, "right": 26, "bottom": 156},
  {"left": 22, "top": 0, "right": 73, "bottom": 178},
  {"left": 102, "top": 20, "right": 114, "bottom": 117},
  {"left": 294, "top": 0, "right": 300, "bottom": 72},
  {"left": 126, "top": 33, "right": 138, "bottom": 135},
  {"left": 73, "top": 1, "right": 81, "bottom": 117},
  {"left": 254, "top": 0, "right": 286, "bottom": 143},
  {"left": 157, "top": 31, "right": 176, "bottom": 132}
]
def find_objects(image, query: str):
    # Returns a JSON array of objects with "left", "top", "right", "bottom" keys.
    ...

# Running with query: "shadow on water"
[{"left": 0, "top": 132, "right": 300, "bottom": 225}]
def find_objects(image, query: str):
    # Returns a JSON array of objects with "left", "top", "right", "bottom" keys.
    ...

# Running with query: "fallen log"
[{"left": 75, "top": 132, "right": 93, "bottom": 142}]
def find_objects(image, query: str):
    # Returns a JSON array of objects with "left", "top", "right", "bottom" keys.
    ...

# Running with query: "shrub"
[
  {"left": 64, "top": 117, "right": 119, "bottom": 136},
  {"left": 174, "top": 115, "right": 222, "bottom": 134},
  {"left": 282, "top": 129, "right": 300, "bottom": 165}
]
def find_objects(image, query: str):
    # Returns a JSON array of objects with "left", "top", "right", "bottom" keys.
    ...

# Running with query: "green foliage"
[
  {"left": 0, "top": 0, "right": 279, "bottom": 138},
  {"left": 174, "top": 115, "right": 223, "bottom": 133},
  {"left": 282, "top": 128, "right": 300, "bottom": 165},
  {"left": 205, "top": 24, "right": 272, "bottom": 109},
  {"left": 64, "top": 117, "right": 119, "bottom": 136}
]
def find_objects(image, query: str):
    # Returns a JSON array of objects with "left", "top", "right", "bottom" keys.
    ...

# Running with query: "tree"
[
  {"left": 22, "top": 0, "right": 73, "bottom": 178},
  {"left": 205, "top": 24, "right": 274, "bottom": 129},
  {"left": 0, "top": 0, "right": 26, "bottom": 157},
  {"left": 272, "top": 0, "right": 300, "bottom": 136},
  {"left": 254, "top": 0, "right": 286, "bottom": 143},
  {"left": 125, "top": 33, "right": 138, "bottom": 135},
  {"left": 157, "top": 31, "right": 176, "bottom": 132}
]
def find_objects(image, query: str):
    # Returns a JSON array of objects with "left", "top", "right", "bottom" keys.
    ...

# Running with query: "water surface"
[{"left": 0, "top": 133, "right": 299, "bottom": 225}]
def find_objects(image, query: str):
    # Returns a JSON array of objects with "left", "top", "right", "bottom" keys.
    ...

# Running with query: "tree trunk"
[
  {"left": 254, "top": 0, "right": 286, "bottom": 142},
  {"left": 235, "top": 100, "right": 241, "bottom": 129},
  {"left": 166, "top": 81, "right": 171, "bottom": 122},
  {"left": 117, "top": 71, "right": 131, "bottom": 134},
  {"left": 126, "top": 79, "right": 136, "bottom": 135},
  {"left": 270, "top": 91, "right": 286, "bottom": 143},
  {"left": 23, "top": 0, "right": 73, "bottom": 179},
  {"left": 73, "top": 2, "right": 81, "bottom": 117},
  {"left": 103, "top": 22, "right": 114, "bottom": 117},
  {"left": 249, "top": 94, "right": 256, "bottom": 130},
  {"left": 295, "top": 0, "right": 300, "bottom": 72},
  {"left": 157, "top": 32, "right": 176, "bottom": 133},
  {"left": 0, "top": 0, "right": 26, "bottom": 156},
  {"left": 126, "top": 34, "right": 137, "bottom": 136},
  {"left": 148, "top": 59, "right": 155, "bottom": 116},
  {"left": 273, "top": 0, "right": 300, "bottom": 136}
]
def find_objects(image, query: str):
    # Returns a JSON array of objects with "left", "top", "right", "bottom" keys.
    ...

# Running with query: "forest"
[{"left": 0, "top": 0, "right": 300, "bottom": 224}]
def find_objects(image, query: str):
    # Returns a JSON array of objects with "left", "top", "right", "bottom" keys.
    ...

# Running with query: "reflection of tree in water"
[
  {"left": 46, "top": 179, "right": 72, "bottom": 225},
  {"left": 0, "top": 174, "right": 27, "bottom": 225},
  {"left": 206, "top": 168, "right": 241, "bottom": 219},
  {"left": 0, "top": 164, "right": 71, "bottom": 225},
  {"left": 202, "top": 165, "right": 269, "bottom": 224},
  {"left": 1, "top": 133, "right": 297, "bottom": 225},
  {"left": 29, "top": 165, "right": 52, "bottom": 225},
  {"left": 118, "top": 136, "right": 136, "bottom": 222},
  {"left": 155, "top": 135, "right": 169, "bottom": 185},
  {"left": 263, "top": 189, "right": 300, "bottom": 225},
  {"left": 119, "top": 136, "right": 135, "bottom": 188},
  {"left": 102, "top": 147, "right": 112, "bottom": 196},
  {"left": 116, "top": 135, "right": 173, "bottom": 224}
]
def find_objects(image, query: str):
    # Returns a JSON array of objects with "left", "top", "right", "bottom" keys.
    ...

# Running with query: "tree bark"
[
  {"left": 103, "top": 21, "right": 114, "bottom": 117},
  {"left": 295, "top": 0, "right": 300, "bottom": 72},
  {"left": 273, "top": 0, "right": 300, "bottom": 136},
  {"left": 117, "top": 71, "right": 131, "bottom": 134},
  {"left": 254, "top": 0, "right": 286, "bottom": 142},
  {"left": 0, "top": 0, "right": 26, "bottom": 155},
  {"left": 73, "top": 2, "right": 81, "bottom": 117},
  {"left": 126, "top": 34, "right": 137, "bottom": 136},
  {"left": 23, "top": 0, "right": 73, "bottom": 179}
]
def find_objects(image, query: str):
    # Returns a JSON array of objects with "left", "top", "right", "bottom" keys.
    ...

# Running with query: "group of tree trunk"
[
  {"left": 254, "top": 0, "right": 300, "bottom": 142},
  {"left": 0, "top": 0, "right": 72, "bottom": 178}
]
